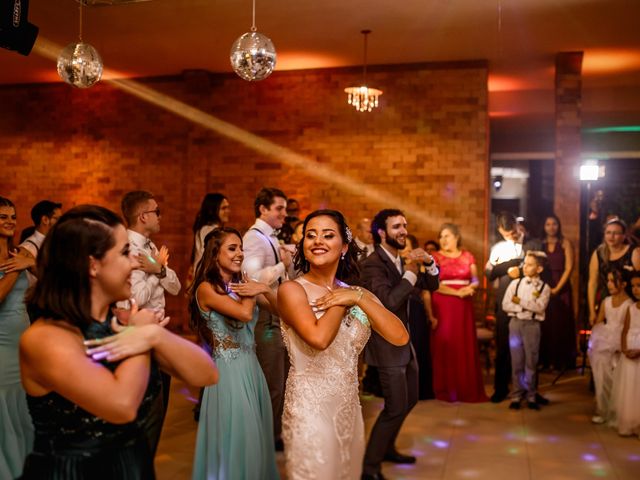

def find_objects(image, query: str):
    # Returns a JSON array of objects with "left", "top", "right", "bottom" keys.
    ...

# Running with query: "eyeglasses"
[{"left": 141, "top": 208, "right": 161, "bottom": 217}]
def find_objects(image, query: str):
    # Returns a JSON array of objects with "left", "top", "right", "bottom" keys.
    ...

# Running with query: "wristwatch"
[{"left": 156, "top": 265, "right": 167, "bottom": 279}]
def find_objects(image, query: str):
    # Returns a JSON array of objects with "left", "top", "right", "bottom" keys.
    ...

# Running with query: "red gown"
[{"left": 431, "top": 250, "right": 487, "bottom": 403}]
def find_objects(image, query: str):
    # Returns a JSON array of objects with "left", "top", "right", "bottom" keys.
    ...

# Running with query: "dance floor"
[{"left": 156, "top": 370, "right": 640, "bottom": 479}]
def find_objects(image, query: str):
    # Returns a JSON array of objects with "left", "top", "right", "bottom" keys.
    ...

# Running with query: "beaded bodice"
[
  {"left": 282, "top": 279, "right": 370, "bottom": 385},
  {"left": 198, "top": 292, "right": 258, "bottom": 362},
  {"left": 281, "top": 278, "right": 371, "bottom": 479}
]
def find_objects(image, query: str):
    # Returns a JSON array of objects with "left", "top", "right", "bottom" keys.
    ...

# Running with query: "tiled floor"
[{"left": 156, "top": 371, "right": 640, "bottom": 479}]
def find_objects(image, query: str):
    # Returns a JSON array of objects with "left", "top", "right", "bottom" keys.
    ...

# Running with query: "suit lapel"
[{"left": 374, "top": 245, "right": 402, "bottom": 281}]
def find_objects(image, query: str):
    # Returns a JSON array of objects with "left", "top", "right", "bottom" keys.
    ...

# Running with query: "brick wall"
[
  {"left": 554, "top": 52, "right": 583, "bottom": 316},
  {"left": 0, "top": 62, "right": 489, "bottom": 328}
]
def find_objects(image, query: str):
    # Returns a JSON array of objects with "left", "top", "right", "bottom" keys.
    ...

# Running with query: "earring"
[{"left": 341, "top": 252, "right": 346, "bottom": 260}]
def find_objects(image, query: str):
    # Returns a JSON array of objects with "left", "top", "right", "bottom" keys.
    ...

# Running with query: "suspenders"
[
  {"left": 514, "top": 278, "right": 547, "bottom": 320},
  {"left": 251, "top": 228, "right": 282, "bottom": 284},
  {"left": 25, "top": 239, "right": 39, "bottom": 253}
]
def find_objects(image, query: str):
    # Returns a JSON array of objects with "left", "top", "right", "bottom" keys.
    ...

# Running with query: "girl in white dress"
[
  {"left": 277, "top": 210, "right": 409, "bottom": 480},
  {"left": 588, "top": 269, "right": 632, "bottom": 424},
  {"left": 611, "top": 271, "right": 640, "bottom": 437}
]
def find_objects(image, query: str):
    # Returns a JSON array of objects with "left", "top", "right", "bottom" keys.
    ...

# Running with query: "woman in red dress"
[{"left": 430, "top": 223, "right": 487, "bottom": 402}]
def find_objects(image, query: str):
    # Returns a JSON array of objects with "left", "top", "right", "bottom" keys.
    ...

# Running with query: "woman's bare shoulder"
[{"left": 21, "top": 319, "right": 83, "bottom": 353}]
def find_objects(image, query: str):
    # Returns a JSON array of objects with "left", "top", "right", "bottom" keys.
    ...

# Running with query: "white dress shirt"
[
  {"left": 380, "top": 245, "right": 418, "bottom": 285},
  {"left": 488, "top": 239, "right": 523, "bottom": 266},
  {"left": 355, "top": 237, "right": 374, "bottom": 257},
  {"left": 19, "top": 229, "right": 45, "bottom": 285},
  {"left": 19, "top": 229, "right": 45, "bottom": 258},
  {"left": 242, "top": 218, "right": 289, "bottom": 289},
  {"left": 192, "top": 224, "right": 218, "bottom": 273},
  {"left": 121, "top": 229, "right": 181, "bottom": 312},
  {"left": 502, "top": 275, "right": 551, "bottom": 321}
]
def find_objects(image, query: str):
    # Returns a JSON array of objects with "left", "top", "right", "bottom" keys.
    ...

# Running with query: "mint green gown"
[
  {"left": 192, "top": 294, "right": 279, "bottom": 480},
  {"left": 0, "top": 271, "right": 34, "bottom": 479}
]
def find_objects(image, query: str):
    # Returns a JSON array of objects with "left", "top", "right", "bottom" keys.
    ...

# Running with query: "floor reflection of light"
[
  {"left": 507, "top": 447, "right": 519, "bottom": 455},
  {"left": 410, "top": 448, "right": 426, "bottom": 457},
  {"left": 178, "top": 387, "right": 198, "bottom": 403},
  {"left": 546, "top": 435, "right": 559, "bottom": 443},
  {"left": 450, "top": 418, "right": 468, "bottom": 427},
  {"left": 628, "top": 454, "right": 640, "bottom": 461},
  {"left": 457, "top": 469, "right": 480, "bottom": 478},
  {"left": 465, "top": 434, "right": 479, "bottom": 442},
  {"left": 432, "top": 440, "right": 449, "bottom": 449},
  {"left": 582, "top": 453, "right": 597, "bottom": 462},
  {"left": 589, "top": 464, "right": 608, "bottom": 477}
]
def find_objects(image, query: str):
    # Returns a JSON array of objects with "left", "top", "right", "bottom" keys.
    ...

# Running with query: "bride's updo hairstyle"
[
  {"left": 27, "top": 205, "right": 124, "bottom": 329},
  {"left": 294, "top": 209, "right": 362, "bottom": 281}
]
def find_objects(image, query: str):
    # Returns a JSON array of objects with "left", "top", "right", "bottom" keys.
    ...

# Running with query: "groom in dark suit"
[{"left": 361, "top": 209, "right": 439, "bottom": 480}]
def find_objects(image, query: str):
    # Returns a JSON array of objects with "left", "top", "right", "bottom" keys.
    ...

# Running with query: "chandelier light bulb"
[
  {"left": 345, "top": 30, "right": 382, "bottom": 112},
  {"left": 57, "top": 42, "right": 103, "bottom": 88},
  {"left": 230, "top": 31, "right": 277, "bottom": 81}
]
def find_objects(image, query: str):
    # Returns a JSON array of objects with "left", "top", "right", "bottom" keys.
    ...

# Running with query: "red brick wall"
[
  {"left": 554, "top": 52, "right": 583, "bottom": 316},
  {"left": 0, "top": 62, "right": 489, "bottom": 329}
]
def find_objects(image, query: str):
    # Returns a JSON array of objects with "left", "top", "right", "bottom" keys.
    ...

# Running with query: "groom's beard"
[{"left": 385, "top": 233, "right": 406, "bottom": 251}]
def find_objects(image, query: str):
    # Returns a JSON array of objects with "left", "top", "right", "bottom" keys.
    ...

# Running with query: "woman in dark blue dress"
[{"left": 19, "top": 205, "right": 218, "bottom": 479}]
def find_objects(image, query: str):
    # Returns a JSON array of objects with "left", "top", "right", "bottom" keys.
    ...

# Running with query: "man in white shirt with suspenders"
[{"left": 242, "top": 187, "right": 294, "bottom": 451}]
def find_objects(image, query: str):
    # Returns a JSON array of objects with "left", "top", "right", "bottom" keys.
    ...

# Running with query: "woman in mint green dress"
[
  {"left": 0, "top": 197, "right": 35, "bottom": 479},
  {"left": 190, "top": 227, "right": 279, "bottom": 480}
]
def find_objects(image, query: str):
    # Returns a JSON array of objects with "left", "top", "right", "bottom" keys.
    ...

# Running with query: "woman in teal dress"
[
  {"left": 0, "top": 196, "right": 35, "bottom": 479},
  {"left": 189, "top": 227, "right": 279, "bottom": 480}
]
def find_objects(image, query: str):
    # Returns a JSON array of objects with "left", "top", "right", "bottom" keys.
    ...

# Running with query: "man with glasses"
[{"left": 119, "top": 190, "right": 181, "bottom": 454}]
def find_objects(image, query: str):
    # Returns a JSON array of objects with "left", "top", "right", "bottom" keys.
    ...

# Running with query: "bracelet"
[{"left": 352, "top": 286, "right": 364, "bottom": 305}]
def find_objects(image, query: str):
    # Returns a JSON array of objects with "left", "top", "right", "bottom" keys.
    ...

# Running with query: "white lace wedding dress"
[{"left": 281, "top": 278, "right": 371, "bottom": 480}]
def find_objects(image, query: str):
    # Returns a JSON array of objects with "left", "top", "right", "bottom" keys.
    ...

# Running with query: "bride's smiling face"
[{"left": 303, "top": 215, "right": 347, "bottom": 268}]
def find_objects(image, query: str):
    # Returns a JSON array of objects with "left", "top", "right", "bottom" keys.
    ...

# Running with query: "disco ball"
[
  {"left": 230, "top": 31, "right": 276, "bottom": 81},
  {"left": 57, "top": 42, "right": 103, "bottom": 88}
]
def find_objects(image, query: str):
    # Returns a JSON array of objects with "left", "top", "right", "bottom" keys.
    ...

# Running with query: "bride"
[{"left": 278, "top": 209, "right": 408, "bottom": 480}]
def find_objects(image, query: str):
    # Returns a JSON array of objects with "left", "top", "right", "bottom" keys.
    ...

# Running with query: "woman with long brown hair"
[
  {"left": 0, "top": 196, "right": 35, "bottom": 479},
  {"left": 278, "top": 209, "right": 408, "bottom": 479},
  {"left": 539, "top": 214, "right": 577, "bottom": 370},
  {"left": 189, "top": 228, "right": 279, "bottom": 480}
]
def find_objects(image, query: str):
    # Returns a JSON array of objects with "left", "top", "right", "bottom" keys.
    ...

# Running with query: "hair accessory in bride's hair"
[{"left": 345, "top": 225, "right": 353, "bottom": 243}]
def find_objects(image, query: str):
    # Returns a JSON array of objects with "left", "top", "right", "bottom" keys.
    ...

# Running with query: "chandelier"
[{"left": 344, "top": 30, "right": 382, "bottom": 112}]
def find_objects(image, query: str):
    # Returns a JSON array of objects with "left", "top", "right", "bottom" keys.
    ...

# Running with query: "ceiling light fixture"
[
  {"left": 344, "top": 30, "right": 382, "bottom": 112},
  {"left": 230, "top": 0, "right": 276, "bottom": 81},
  {"left": 75, "top": 0, "right": 152, "bottom": 5},
  {"left": 57, "top": 2, "right": 103, "bottom": 88}
]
